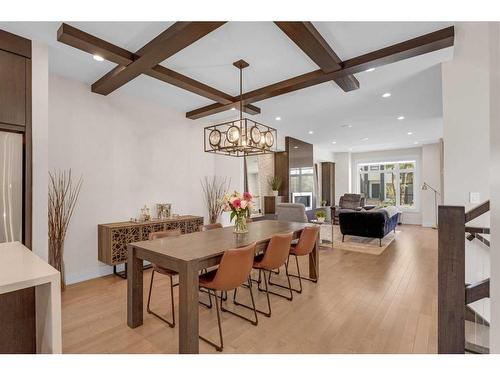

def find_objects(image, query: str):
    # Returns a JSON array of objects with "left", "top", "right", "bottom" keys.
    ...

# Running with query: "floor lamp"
[{"left": 421, "top": 182, "right": 440, "bottom": 229}]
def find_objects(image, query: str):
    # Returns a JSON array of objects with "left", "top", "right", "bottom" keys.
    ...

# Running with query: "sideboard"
[{"left": 98, "top": 215, "right": 204, "bottom": 268}]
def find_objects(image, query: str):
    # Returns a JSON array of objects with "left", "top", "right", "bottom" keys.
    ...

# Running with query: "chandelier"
[{"left": 204, "top": 59, "right": 278, "bottom": 157}]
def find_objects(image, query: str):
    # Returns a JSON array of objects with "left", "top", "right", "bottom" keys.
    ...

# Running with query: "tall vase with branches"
[
  {"left": 201, "top": 176, "right": 230, "bottom": 224},
  {"left": 48, "top": 169, "right": 82, "bottom": 289}
]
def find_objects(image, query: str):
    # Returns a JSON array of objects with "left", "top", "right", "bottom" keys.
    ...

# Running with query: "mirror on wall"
[{"left": 245, "top": 154, "right": 274, "bottom": 215}]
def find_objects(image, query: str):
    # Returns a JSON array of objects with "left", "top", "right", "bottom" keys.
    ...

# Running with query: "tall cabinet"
[{"left": 0, "top": 29, "right": 34, "bottom": 353}]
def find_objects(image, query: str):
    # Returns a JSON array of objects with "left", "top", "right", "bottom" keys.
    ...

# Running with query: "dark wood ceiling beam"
[
  {"left": 56, "top": 23, "right": 260, "bottom": 116},
  {"left": 91, "top": 22, "right": 226, "bottom": 95},
  {"left": 274, "top": 21, "right": 359, "bottom": 92},
  {"left": 186, "top": 26, "right": 454, "bottom": 119}
]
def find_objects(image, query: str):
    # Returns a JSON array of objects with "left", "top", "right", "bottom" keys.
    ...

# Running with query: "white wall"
[
  {"left": 489, "top": 21, "right": 500, "bottom": 354},
  {"left": 48, "top": 74, "right": 216, "bottom": 284},
  {"left": 421, "top": 143, "right": 442, "bottom": 227},
  {"left": 333, "top": 152, "right": 351, "bottom": 205},
  {"left": 442, "top": 22, "right": 491, "bottom": 324},
  {"left": 31, "top": 42, "right": 49, "bottom": 260}
]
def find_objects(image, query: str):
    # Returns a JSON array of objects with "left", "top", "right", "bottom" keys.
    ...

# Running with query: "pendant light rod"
[{"left": 233, "top": 59, "right": 249, "bottom": 122}]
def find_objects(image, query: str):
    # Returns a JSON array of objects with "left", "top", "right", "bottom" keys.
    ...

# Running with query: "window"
[
  {"left": 357, "top": 160, "right": 416, "bottom": 210},
  {"left": 289, "top": 167, "right": 314, "bottom": 194}
]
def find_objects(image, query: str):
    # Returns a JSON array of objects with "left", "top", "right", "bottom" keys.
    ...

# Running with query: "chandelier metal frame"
[{"left": 203, "top": 59, "right": 278, "bottom": 157}]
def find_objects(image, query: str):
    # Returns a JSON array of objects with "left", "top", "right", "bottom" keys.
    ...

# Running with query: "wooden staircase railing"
[{"left": 438, "top": 200, "right": 490, "bottom": 354}]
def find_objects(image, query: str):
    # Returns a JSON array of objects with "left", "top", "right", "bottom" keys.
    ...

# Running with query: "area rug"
[{"left": 320, "top": 225, "right": 398, "bottom": 255}]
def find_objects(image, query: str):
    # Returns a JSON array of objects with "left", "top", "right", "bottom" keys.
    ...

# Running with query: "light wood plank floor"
[{"left": 61, "top": 225, "right": 437, "bottom": 354}]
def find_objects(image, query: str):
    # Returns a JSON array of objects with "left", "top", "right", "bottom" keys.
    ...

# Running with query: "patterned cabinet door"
[
  {"left": 141, "top": 222, "right": 166, "bottom": 240},
  {"left": 111, "top": 226, "right": 141, "bottom": 264},
  {"left": 186, "top": 217, "right": 204, "bottom": 233}
]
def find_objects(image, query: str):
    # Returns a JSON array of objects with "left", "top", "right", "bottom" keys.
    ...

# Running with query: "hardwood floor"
[{"left": 61, "top": 225, "right": 437, "bottom": 354}]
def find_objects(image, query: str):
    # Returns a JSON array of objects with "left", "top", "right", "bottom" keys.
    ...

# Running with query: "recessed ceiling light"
[
  {"left": 414, "top": 141, "right": 419, "bottom": 145},
  {"left": 331, "top": 141, "right": 337, "bottom": 144},
  {"left": 382, "top": 92, "right": 391, "bottom": 98},
  {"left": 93, "top": 55, "right": 104, "bottom": 62},
  {"left": 397, "top": 116, "right": 405, "bottom": 120},
  {"left": 308, "top": 130, "right": 314, "bottom": 134},
  {"left": 275, "top": 116, "right": 281, "bottom": 121},
  {"left": 407, "top": 132, "right": 413, "bottom": 135},
  {"left": 230, "top": 107, "right": 236, "bottom": 111},
  {"left": 361, "top": 137, "right": 369, "bottom": 141},
  {"left": 366, "top": 68, "right": 375, "bottom": 72},
  {"left": 293, "top": 146, "right": 299, "bottom": 149}
]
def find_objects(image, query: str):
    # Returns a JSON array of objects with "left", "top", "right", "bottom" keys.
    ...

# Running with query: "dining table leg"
[
  {"left": 308, "top": 233, "right": 319, "bottom": 280},
  {"left": 178, "top": 260, "right": 200, "bottom": 354},
  {"left": 127, "top": 245, "right": 143, "bottom": 328}
]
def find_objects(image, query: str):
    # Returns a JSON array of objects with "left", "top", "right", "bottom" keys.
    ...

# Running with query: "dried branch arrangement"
[
  {"left": 201, "top": 176, "right": 230, "bottom": 224},
  {"left": 48, "top": 169, "right": 83, "bottom": 288}
]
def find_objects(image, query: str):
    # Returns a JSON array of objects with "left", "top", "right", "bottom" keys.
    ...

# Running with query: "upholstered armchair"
[{"left": 331, "top": 194, "right": 365, "bottom": 224}]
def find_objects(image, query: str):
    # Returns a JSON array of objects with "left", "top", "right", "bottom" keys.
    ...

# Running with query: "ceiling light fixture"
[
  {"left": 93, "top": 55, "right": 104, "bottom": 62},
  {"left": 275, "top": 116, "right": 281, "bottom": 121},
  {"left": 332, "top": 141, "right": 337, "bottom": 144},
  {"left": 382, "top": 92, "right": 391, "bottom": 98},
  {"left": 397, "top": 116, "right": 405, "bottom": 120},
  {"left": 414, "top": 141, "right": 419, "bottom": 145},
  {"left": 407, "top": 132, "right": 413, "bottom": 135},
  {"left": 230, "top": 107, "right": 236, "bottom": 111},
  {"left": 366, "top": 68, "right": 375, "bottom": 72},
  {"left": 308, "top": 130, "right": 314, "bottom": 134},
  {"left": 204, "top": 60, "right": 277, "bottom": 157},
  {"left": 361, "top": 137, "right": 369, "bottom": 141}
]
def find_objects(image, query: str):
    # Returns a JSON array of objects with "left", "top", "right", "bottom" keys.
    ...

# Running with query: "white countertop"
[{"left": 0, "top": 241, "right": 60, "bottom": 294}]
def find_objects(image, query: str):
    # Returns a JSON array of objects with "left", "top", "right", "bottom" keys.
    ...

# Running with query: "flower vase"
[
  {"left": 233, "top": 215, "right": 248, "bottom": 234},
  {"left": 48, "top": 238, "right": 66, "bottom": 290}
]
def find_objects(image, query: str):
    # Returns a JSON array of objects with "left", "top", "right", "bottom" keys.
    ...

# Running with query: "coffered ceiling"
[{"left": 0, "top": 21, "right": 454, "bottom": 152}]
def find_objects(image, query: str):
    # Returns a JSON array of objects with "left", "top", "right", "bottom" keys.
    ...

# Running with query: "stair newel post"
[{"left": 438, "top": 205, "right": 465, "bottom": 353}]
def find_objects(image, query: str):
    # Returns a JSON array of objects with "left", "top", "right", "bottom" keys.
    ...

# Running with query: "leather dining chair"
[
  {"left": 279, "top": 226, "right": 320, "bottom": 293},
  {"left": 234, "top": 232, "right": 294, "bottom": 317},
  {"left": 146, "top": 229, "right": 182, "bottom": 327},
  {"left": 198, "top": 242, "right": 258, "bottom": 352},
  {"left": 200, "top": 223, "right": 223, "bottom": 231}
]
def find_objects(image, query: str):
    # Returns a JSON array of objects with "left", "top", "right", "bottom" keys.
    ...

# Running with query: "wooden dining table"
[{"left": 126, "top": 220, "right": 319, "bottom": 354}]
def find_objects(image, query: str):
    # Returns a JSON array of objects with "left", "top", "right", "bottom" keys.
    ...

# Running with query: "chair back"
[
  {"left": 276, "top": 203, "right": 307, "bottom": 223},
  {"left": 293, "top": 226, "right": 320, "bottom": 256},
  {"left": 339, "top": 194, "right": 365, "bottom": 209},
  {"left": 200, "top": 223, "right": 223, "bottom": 231},
  {"left": 209, "top": 242, "right": 257, "bottom": 291},
  {"left": 259, "top": 232, "right": 294, "bottom": 270},
  {"left": 149, "top": 229, "right": 182, "bottom": 240}
]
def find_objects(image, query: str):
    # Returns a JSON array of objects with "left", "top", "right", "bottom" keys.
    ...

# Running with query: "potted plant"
[
  {"left": 315, "top": 210, "right": 326, "bottom": 223},
  {"left": 222, "top": 191, "right": 253, "bottom": 233},
  {"left": 267, "top": 175, "right": 282, "bottom": 196}
]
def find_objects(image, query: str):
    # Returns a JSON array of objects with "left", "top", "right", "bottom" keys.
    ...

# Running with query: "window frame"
[{"left": 356, "top": 159, "right": 419, "bottom": 212}]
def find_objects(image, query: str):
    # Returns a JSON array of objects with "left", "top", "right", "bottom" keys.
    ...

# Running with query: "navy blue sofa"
[{"left": 338, "top": 208, "right": 399, "bottom": 246}]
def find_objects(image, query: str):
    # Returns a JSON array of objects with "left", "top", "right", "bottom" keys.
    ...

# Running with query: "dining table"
[{"left": 126, "top": 219, "right": 319, "bottom": 354}]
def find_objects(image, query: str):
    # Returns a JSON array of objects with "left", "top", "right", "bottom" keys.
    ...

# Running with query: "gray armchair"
[
  {"left": 276, "top": 203, "right": 308, "bottom": 223},
  {"left": 331, "top": 194, "right": 365, "bottom": 224}
]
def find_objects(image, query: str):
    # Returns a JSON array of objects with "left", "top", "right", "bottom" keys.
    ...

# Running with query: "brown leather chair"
[
  {"left": 198, "top": 242, "right": 258, "bottom": 352},
  {"left": 287, "top": 226, "right": 320, "bottom": 293},
  {"left": 146, "top": 229, "right": 181, "bottom": 327},
  {"left": 200, "top": 223, "right": 223, "bottom": 231},
  {"left": 234, "top": 232, "right": 294, "bottom": 318}
]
